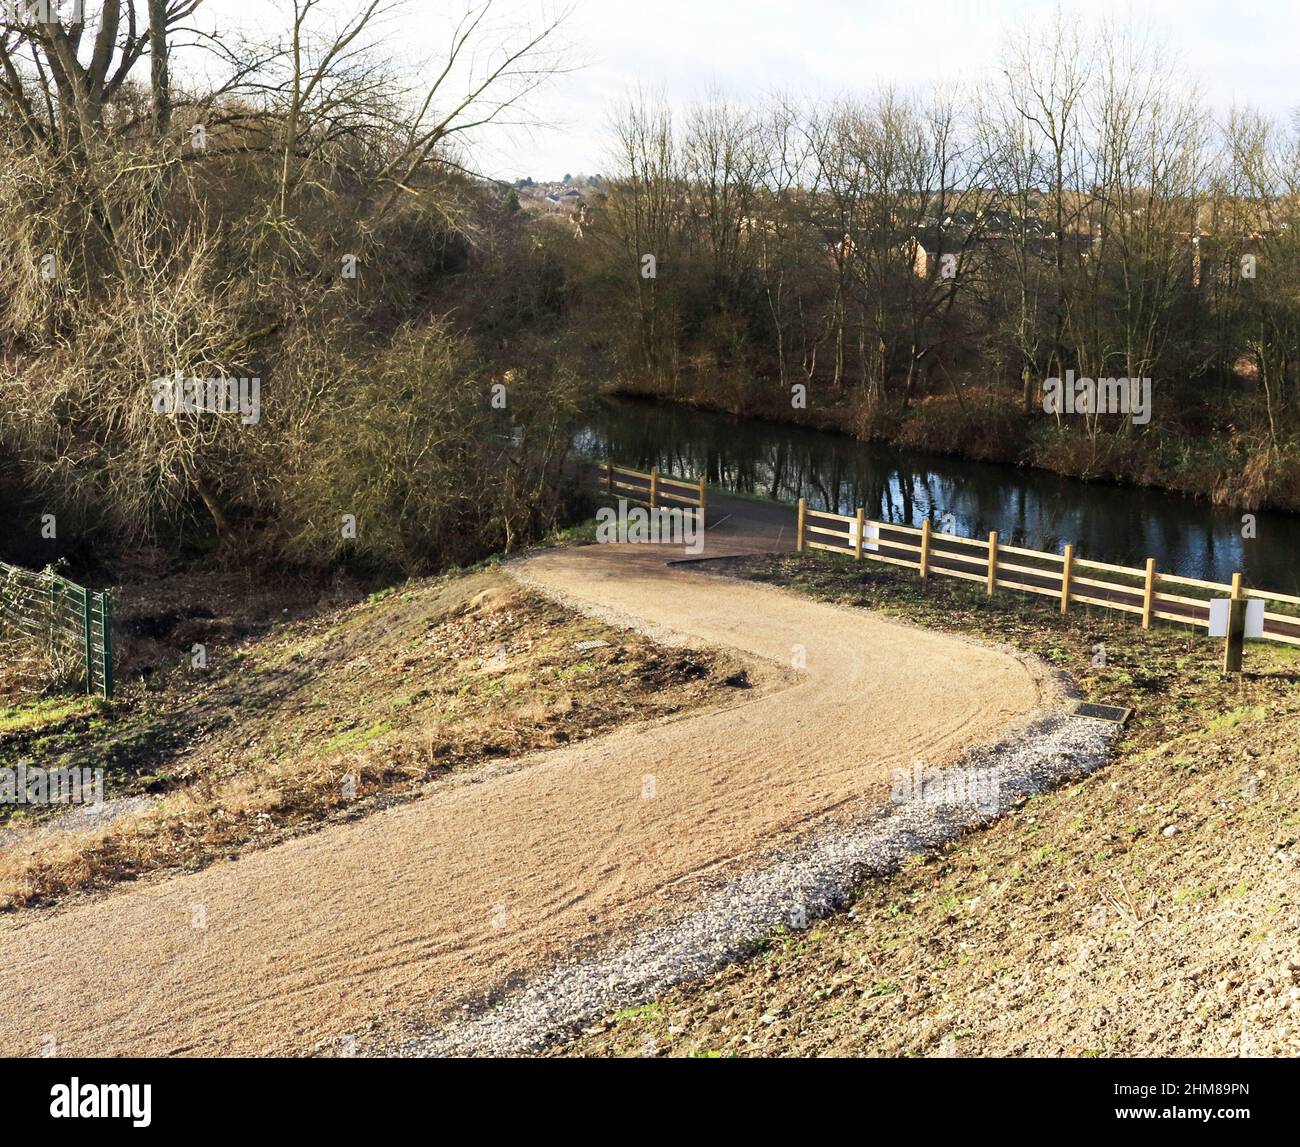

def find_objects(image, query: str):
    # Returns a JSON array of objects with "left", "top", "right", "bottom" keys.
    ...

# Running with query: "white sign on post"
[
  {"left": 846, "top": 518, "right": 879, "bottom": 552},
  {"left": 1208, "top": 598, "right": 1265, "bottom": 639}
]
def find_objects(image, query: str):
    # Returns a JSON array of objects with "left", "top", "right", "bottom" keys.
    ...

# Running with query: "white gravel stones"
[{"left": 387, "top": 709, "right": 1117, "bottom": 1057}]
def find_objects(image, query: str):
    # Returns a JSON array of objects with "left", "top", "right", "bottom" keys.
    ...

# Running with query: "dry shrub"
[
  {"left": 0, "top": 132, "right": 589, "bottom": 574},
  {"left": 895, "top": 394, "right": 1023, "bottom": 462},
  {"left": 1216, "top": 442, "right": 1300, "bottom": 511},
  {"left": 275, "top": 319, "right": 586, "bottom": 570},
  {"left": 845, "top": 389, "right": 903, "bottom": 441}
]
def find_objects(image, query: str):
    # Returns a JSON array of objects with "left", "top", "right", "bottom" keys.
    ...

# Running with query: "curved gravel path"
[{"left": 0, "top": 541, "right": 1055, "bottom": 1057}]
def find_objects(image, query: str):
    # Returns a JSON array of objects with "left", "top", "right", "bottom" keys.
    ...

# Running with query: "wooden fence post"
[
  {"left": 986, "top": 531, "right": 998, "bottom": 596},
  {"left": 919, "top": 519, "right": 931, "bottom": 580},
  {"left": 796, "top": 497, "right": 806, "bottom": 554},
  {"left": 855, "top": 508, "right": 865, "bottom": 560},
  {"left": 1060, "top": 543, "right": 1074, "bottom": 615},
  {"left": 1224, "top": 571, "right": 1246, "bottom": 673},
  {"left": 1142, "top": 558, "right": 1157, "bottom": 630},
  {"left": 698, "top": 476, "right": 707, "bottom": 524},
  {"left": 649, "top": 466, "right": 658, "bottom": 509},
  {"left": 605, "top": 461, "right": 613, "bottom": 495}
]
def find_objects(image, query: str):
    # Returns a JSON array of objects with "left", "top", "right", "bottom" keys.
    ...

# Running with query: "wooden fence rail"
[
  {"left": 592, "top": 460, "right": 1298, "bottom": 653},
  {"left": 602, "top": 462, "right": 707, "bottom": 517},
  {"left": 794, "top": 497, "right": 1300, "bottom": 650}
]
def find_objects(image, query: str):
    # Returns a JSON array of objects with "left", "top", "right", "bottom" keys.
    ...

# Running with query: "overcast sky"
[{"left": 199, "top": 0, "right": 1299, "bottom": 181}]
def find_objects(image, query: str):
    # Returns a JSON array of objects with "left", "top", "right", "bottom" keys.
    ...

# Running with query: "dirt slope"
[
  {"left": 0, "top": 569, "right": 737, "bottom": 908},
  {"left": 1, "top": 543, "right": 1049, "bottom": 1056}
]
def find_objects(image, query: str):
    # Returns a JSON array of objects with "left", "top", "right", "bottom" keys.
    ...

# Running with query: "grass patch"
[{"left": 0, "top": 696, "right": 98, "bottom": 735}]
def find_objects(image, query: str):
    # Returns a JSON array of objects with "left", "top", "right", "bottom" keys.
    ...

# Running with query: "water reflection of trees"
[{"left": 579, "top": 399, "right": 1299, "bottom": 589}]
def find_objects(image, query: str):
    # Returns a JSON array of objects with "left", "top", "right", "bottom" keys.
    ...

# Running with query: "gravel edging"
[{"left": 384, "top": 707, "right": 1117, "bottom": 1058}]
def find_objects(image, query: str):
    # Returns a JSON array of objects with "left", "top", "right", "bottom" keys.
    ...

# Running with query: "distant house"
[
  {"left": 1190, "top": 234, "right": 1265, "bottom": 289},
  {"left": 814, "top": 226, "right": 857, "bottom": 263},
  {"left": 906, "top": 220, "right": 1098, "bottom": 278},
  {"left": 909, "top": 227, "right": 967, "bottom": 279}
]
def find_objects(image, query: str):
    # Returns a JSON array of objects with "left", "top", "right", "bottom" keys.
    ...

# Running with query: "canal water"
[{"left": 576, "top": 395, "right": 1300, "bottom": 593}]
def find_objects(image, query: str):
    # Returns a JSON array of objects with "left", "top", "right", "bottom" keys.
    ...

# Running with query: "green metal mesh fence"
[{"left": 0, "top": 562, "right": 115, "bottom": 699}]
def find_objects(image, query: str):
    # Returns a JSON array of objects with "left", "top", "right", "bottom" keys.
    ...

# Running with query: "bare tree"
[{"left": 0, "top": 0, "right": 576, "bottom": 553}]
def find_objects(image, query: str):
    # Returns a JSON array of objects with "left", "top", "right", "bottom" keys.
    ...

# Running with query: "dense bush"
[{"left": 0, "top": 3, "right": 585, "bottom": 575}]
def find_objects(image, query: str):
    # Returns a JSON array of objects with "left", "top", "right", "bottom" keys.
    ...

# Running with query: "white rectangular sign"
[
  {"left": 1208, "top": 598, "right": 1265, "bottom": 639},
  {"left": 846, "top": 519, "right": 879, "bottom": 552}
]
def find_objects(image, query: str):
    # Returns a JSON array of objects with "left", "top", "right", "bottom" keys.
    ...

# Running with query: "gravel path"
[
  {"left": 0, "top": 538, "right": 1060, "bottom": 1057},
  {"left": 382, "top": 541, "right": 1111, "bottom": 1056}
]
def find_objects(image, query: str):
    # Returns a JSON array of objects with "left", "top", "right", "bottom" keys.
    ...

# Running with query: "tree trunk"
[{"left": 148, "top": 0, "right": 172, "bottom": 137}]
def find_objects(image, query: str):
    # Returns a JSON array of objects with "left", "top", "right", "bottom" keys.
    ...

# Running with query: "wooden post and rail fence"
[
  {"left": 597, "top": 459, "right": 1299, "bottom": 668},
  {"left": 602, "top": 461, "right": 708, "bottom": 516},
  {"left": 793, "top": 496, "right": 1293, "bottom": 667}
]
